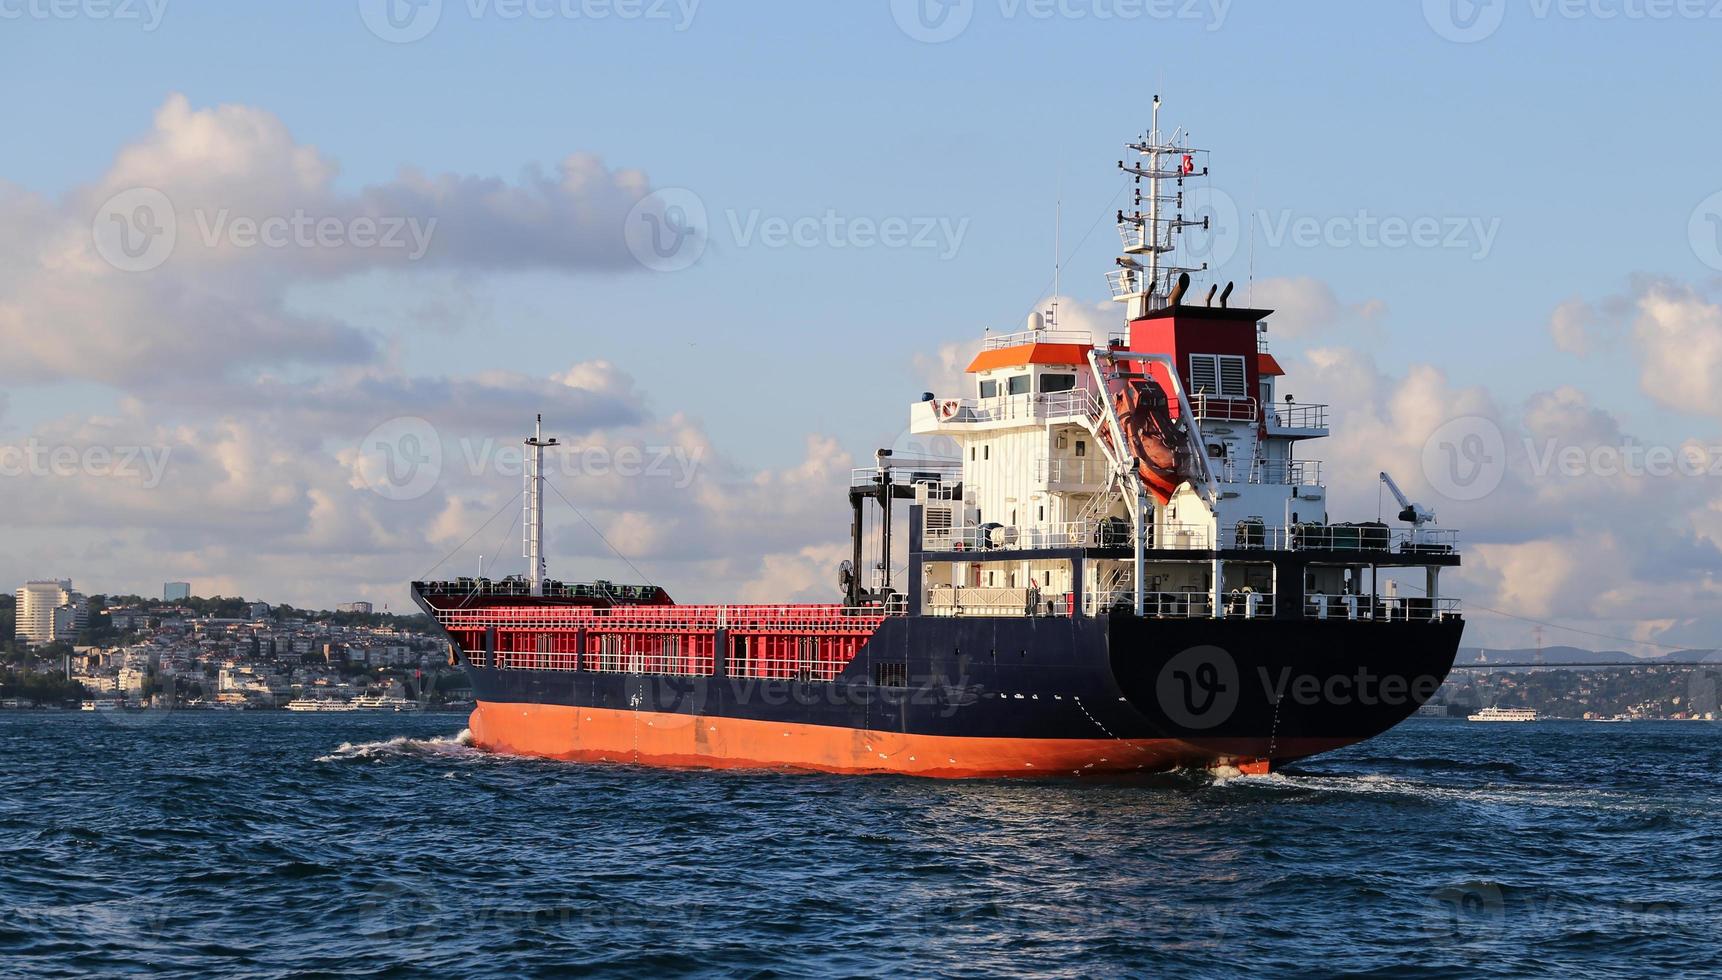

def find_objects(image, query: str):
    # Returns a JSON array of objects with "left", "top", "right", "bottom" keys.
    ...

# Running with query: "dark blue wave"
[{"left": 1, "top": 714, "right": 1718, "bottom": 977}]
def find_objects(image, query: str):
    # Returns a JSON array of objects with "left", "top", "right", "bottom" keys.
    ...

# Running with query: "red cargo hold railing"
[{"left": 435, "top": 604, "right": 894, "bottom": 680}]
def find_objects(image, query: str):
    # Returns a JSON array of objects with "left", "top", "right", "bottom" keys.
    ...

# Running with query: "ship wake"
[{"left": 316, "top": 728, "right": 481, "bottom": 763}]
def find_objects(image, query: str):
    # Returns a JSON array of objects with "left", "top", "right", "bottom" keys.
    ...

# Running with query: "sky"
[{"left": 3, "top": 0, "right": 1722, "bottom": 652}]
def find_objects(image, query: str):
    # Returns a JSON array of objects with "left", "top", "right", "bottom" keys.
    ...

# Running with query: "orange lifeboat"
[{"left": 1106, "top": 377, "right": 1184, "bottom": 503}]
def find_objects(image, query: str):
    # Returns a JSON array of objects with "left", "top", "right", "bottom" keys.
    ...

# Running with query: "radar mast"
[{"left": 1106, "top": 95, "right": 1212, "bottom": 318}]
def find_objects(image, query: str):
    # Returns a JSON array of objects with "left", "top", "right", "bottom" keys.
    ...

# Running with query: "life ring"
[{"left": 937, "top": 399, "right": 961, "bottom": 420}]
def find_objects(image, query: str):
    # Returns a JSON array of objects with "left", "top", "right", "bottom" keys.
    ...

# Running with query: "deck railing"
[
  {"left": 981, "top": 328, "right": 1096, "bottom": 350},
  {"left": 1304, "top": 595, "right": 1463, "bottom": 622},
  {"left": 1081, "top": 590, "right": 1276, "bottom": 619},
  {"left": 1266, "top": 402, "right": 1329, "bottom": 431},
  {"left": 924, "top": 586, "right": 1073, "bottom": 618},
  {"left": 1212, "top": 458, "right": 1323, "bottom": 487},
  {"left": 1191, "top": 394, "right": 1259, "bottom": 423},
  {"left": 933, "top": 389, "right": 1103, "bottom": 427},
  {"left": 436, "top": 603, "right": 897, "bottom": 633},
  {"left": 1220, "top": 524, "right": 1460, "bottom": 554}
]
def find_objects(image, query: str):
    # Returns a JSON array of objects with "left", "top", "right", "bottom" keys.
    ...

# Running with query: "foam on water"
[
  {"left": 1221, "top": 766, "right": 1649, "bottom": 817},
  {"left": 315, "top": 727, "right": 478, "bottom": 763}
]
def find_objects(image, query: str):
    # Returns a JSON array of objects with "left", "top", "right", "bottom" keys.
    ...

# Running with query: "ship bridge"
[{"left": 883, "top": 299, "right": 1457, "bottom": 626}]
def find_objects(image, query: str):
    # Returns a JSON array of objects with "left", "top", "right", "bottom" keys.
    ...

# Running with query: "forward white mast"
[{"left": 524, "top": 414, "right": 559, "bottom": 596}]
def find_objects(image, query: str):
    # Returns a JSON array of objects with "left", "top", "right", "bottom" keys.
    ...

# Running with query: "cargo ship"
[{"left": 413, "top": 101, "right": 1465, "bottom": 777}]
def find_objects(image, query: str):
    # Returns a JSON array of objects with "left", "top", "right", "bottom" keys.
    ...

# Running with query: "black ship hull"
[{"left": 443, "top": 611, "right": 1462, "bottom": 777}]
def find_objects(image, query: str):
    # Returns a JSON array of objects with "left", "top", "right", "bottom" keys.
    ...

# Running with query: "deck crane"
[{"left": 1379, "top": 471, "right": 1436, "bottom": 546}]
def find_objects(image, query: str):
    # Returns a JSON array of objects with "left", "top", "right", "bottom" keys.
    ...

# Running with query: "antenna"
[
  {"left": 1248, "top": 177, "right": 1256, "bottom": 307},
  {"left": 1051, "top": 184, "right": 1061, "bottom": 330}
]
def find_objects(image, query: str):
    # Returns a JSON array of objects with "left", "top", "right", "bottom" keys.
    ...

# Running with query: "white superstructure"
[{"left": 876, "top": 101, "right": 1461, "bottom": 626}]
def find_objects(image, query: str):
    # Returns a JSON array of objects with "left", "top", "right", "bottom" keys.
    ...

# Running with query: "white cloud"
[
  {"left": 1548, "top": 297, "right": 1596, "bottom": 355},
  {"left": 1251, "top": 275, "right": 1385, "bottom": 339},
  {"left": 0, "top": 94, "right": 656, "bottom": 388},
  {"left": 1291, "top": 334, "right": 1722, "bottom": 650},
  {"left": 1632, "top": 281, "right": 1722, "bottom": 416}
]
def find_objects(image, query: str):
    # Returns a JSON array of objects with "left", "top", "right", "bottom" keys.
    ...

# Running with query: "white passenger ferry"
[{"left": 1467, "top": 706, "right": 1539, "bottom": 723}]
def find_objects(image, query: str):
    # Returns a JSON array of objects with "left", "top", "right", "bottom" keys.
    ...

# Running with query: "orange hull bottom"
[{"left": 468, "top": 701, "right": 1292, "bottom": 778}]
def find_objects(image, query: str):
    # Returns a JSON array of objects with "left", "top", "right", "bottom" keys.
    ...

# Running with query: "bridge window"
[
  {"left": 1040, "top": 373, "right": 1076, "bottom": 393},
  {"left": 1007, "top": 375, "right": 1031, "bottom": 396},
  {"left": 979, "top": 379, "right": 998, "bottom": 399}
]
